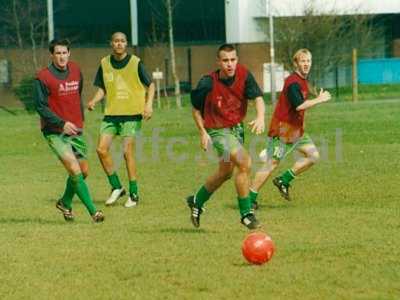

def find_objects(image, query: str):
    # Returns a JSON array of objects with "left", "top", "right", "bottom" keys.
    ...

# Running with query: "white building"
[{"left": 225, "top": 0, "right": 400, "bottom": 43}]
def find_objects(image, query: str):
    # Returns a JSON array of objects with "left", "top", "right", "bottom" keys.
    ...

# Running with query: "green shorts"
[
  {"left": 207, "top": 123, "right": 244, "bottom": 157},
  {"left": 44, "top": 133, "right": 87, "bottom": 160},
  {"left": 100, "top": 120, "right": 142, "bottom": 137},
  {"left": 267, "top": 133, "right": 315, "bottom": 161}
]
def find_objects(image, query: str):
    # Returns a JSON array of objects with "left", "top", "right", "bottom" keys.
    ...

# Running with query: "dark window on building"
[
  {"left": 137, "top": 0, "right": 225, "bottom": 46},
  {"left": 52, "top": 0, "right": 225, "bottom": 46},
  {"left": 54, "top": 0, "right": 131, "bottom": 46}
]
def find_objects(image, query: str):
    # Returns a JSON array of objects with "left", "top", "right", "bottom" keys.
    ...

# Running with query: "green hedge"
[{"left": 14, "top": 76, "right": 36, "bottom": 113}]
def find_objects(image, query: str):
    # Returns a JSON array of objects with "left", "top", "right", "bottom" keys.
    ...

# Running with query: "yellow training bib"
[{"left": 101, "top": 55, "right": 146, "bottom": 115}]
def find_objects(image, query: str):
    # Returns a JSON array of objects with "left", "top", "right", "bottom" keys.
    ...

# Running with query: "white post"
[
  {"left": 47, "top": 0, "right": 54, "bottom": 42},
  {"left": 268, "top": 0, "right": 276, "bottom": 104},
  {"left": 156, "top": 68, "right": 161, "bottom": 108},
  {"left": 152, "top": 68, "right": 163, "bottom": 109},
  {"left": 129, "top": 0, "right": 138, "bottom": 46}
]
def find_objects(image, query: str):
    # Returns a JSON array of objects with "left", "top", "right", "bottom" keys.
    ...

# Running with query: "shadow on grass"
[
  {"left": 232, "top": 261, "right": 266, "bottom": 268},
  {"left": 160, "top": 227, "right": 217, "bottom": 234},
  {"left": 0, "top": 217, "right": 63, "bottom": 225},
  {"left": 125, "top": 227, "right": 218, "bottom": 234},
  {"left": 223, "top": 201, "right": 289, "bottom": 210},
  {"left": 0, "top": 106, "right": 18, "bottom": 115},
  {"left": 46, "top": 198, "right": 105, "bottom": 205},
  {"left": 92, "top": 199, "right": 108, "bottom": 204},
  {"left": 262, "top": 202, "right": 291, "bottom": 209}
]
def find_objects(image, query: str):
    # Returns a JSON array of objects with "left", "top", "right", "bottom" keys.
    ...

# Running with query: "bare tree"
[
  {"left": 145, "top": 0, "right": 182, "bottom": 108},
  {"left": 0, "top": 0, "right": 50, "bottom": 112},
  {"left": 0, "top": 0, "right": 48, "bottom": 73},
  {"left": 165, "top": 0, "right": 181, "bottom": 108},
  {"left": 11, "top": 0, "right": 23, "bottom": 48}
]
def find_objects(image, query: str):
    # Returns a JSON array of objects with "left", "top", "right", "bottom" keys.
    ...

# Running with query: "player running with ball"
[{"left": 187, "top": 44, "right": 265, "bottom": 230}]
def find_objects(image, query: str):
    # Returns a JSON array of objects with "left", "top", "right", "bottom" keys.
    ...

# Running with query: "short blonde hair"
[{"left": 292, "top": 48, "right": 312, "bottom": 66}]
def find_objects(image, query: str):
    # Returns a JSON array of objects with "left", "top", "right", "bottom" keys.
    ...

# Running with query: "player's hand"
[
  {"left": 87, "top": 100, "right": 96, "bottom": 111},
  {"left": 248, "top": 117, "right": 265, "bottom": 135},
  {"left": 143, "top": 102, "right": 153, "bottom": 121},
  {"left": 318, "top": 89, "right": 331, "bottom": 103},
  {"left": 200, "top": 131, "right": 211, "bottom": 151},
  {"left": 63, "top": 121, "right": 79, "bottom": 135}
]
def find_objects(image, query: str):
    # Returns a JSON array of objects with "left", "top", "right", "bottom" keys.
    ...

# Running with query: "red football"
[{"left": 242, "top": 232, "right": 275, "bottom": 265}]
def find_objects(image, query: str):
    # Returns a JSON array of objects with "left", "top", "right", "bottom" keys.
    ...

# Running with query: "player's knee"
[
  {"left": 96, "top": 146, "right": 108, "bottom": 157},
  {"left": 79, "top": 162, "right": 89, "bottom": 178},
  {"left": 270, "top": 159, "right": 279, "bottom": 170},
  {"left": 309, "top": 150, "right": 320, "bottom": 164},
  {"left": 123, "top": 149, "right": 133, "bottom": 160},
  {"left": 237, "top": 156, "right": 251, "bottom": 173}
]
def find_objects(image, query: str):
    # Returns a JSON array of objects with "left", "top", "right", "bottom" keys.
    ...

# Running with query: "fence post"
[
  {"left": 152, "top": 68, "right": 162, "bottom": 109},
  {"left": 352, "top": 48, "right": 358, "bottom": 102}
]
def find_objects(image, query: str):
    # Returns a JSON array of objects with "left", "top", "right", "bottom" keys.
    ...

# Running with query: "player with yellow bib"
[{"left": 88, "top": 32, "right": 155, "bottom": 208}]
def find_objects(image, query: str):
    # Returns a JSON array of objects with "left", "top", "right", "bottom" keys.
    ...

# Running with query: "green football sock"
[
  {"left": 280, "top": 169, "right": 296, "bottom": 185},
  {"left": 238, "top": 196, "right": 252, "bottom": 217},
  {"left": 194, "top": 185, "right": 213, "bottom": 208},
  {"left": 61, "top": 176, "right": 74, "bottom": 210},
  {"left": 71, "top": 173, "right": 97, "bottom": 215},
  {"left": 249, "top": 189, "right": 259, "bottom": 206},
  {"left": 107, "top": 172, "right": 122, "bottom": 190},
  {"left": 129, "top": 180, "right": 138, "bottom": 196}
]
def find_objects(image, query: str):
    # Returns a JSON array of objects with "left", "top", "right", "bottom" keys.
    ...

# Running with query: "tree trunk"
[
  {"left": 166, "top": 0, "right": 181, "bottom": 108},
  {"left": 28, "top": 0, "right": 39, "bottom": 71},
  {"left": 12, "top": 0, "right": 23, "bottom": 48}
]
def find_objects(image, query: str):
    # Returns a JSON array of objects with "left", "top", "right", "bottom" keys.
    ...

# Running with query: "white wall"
[
  {"left": 225, "top": 0, "right": 400, "bottom": 43},
  {"left": 130, "top": 0, "right": 138, "bottom": 45},
  {"left": 268, "top": 0, "right": 400, "bottom": 17},
  {"left": 225, "top": 0, "right": 267, "bottom": 43}
]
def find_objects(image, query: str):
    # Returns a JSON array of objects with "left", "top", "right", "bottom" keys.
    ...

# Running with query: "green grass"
[
  {"left": 328, "top": 83, "right": 400, "bottom": 102},
  {"left": 0, "top": 99, "right": 399, "bottom": 299}
]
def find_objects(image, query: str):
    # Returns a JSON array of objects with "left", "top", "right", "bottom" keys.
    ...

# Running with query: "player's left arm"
[
  {"left": 289, "top": 83, "right": 331, "bottom": 111},
  {"left": 79, "top": 71, "right": 85, "bottom": 120},
  {"left": 191, "top": 76, "right": 213, "bottom": 150},
  {"left": 138, "top": 61, "right": 154, "bottom": 121},
  {"left": 88, "top": 66, "right": 105, "bottom": 111},
  {"left": 249, "top": 96, "right": 265, "bottom": 135},
  {"left": 245, "top": 72, "right": 265, "bottom": 135}
]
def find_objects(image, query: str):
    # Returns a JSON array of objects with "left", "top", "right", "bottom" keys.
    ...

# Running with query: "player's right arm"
[
  {"left": 33, "top": 79, "right": 72, "bottom": 134},
  {"left": 87, "top": 88, "right": 105, "bottom": 111},
  {"left": 34, "top": 79, "right": 79, "bottom": 135},
  {"left": 192, "top": 108, "right": 210, "bottom": 151},
  {"left": 191, "top": 76, "right": 212, "bottom": 151},
  {"left": 87, "top": 66, "right": 106, "bottom": 111},
  {"left": 34, "top": 79, "right": 63, "bottom": 127}
]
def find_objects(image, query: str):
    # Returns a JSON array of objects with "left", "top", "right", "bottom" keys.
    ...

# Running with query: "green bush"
[{"left": 13, "top": 76, "right": 36, "bottom": 113}]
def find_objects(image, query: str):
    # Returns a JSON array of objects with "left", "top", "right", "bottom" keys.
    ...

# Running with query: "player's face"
[
  {"left": 295, "top": 53, "right": 312, "bottom": 77},
  {"left": 111, "top": 34, "right": 128, "bottom": 55},
  {"left": 51, "top": 45, "right": 70, "bottom": 70},
  {"left": 217, "top": 50, "right": 238, "bottom": 78}
]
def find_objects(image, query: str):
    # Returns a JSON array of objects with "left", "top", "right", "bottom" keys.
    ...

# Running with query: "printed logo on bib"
[
  {"left": 115, "top": 74, "right": 131, "bottom": 100},
  {"left": 58, "top": 80, "right": 79, "bottom": 96},
  {"left": 104, "top": 72, "right": 114, "bottom": 82}
]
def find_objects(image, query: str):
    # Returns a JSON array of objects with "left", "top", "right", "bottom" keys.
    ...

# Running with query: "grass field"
[{"left": 0, "top": 98, "right": 399, "bottom": 299}]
